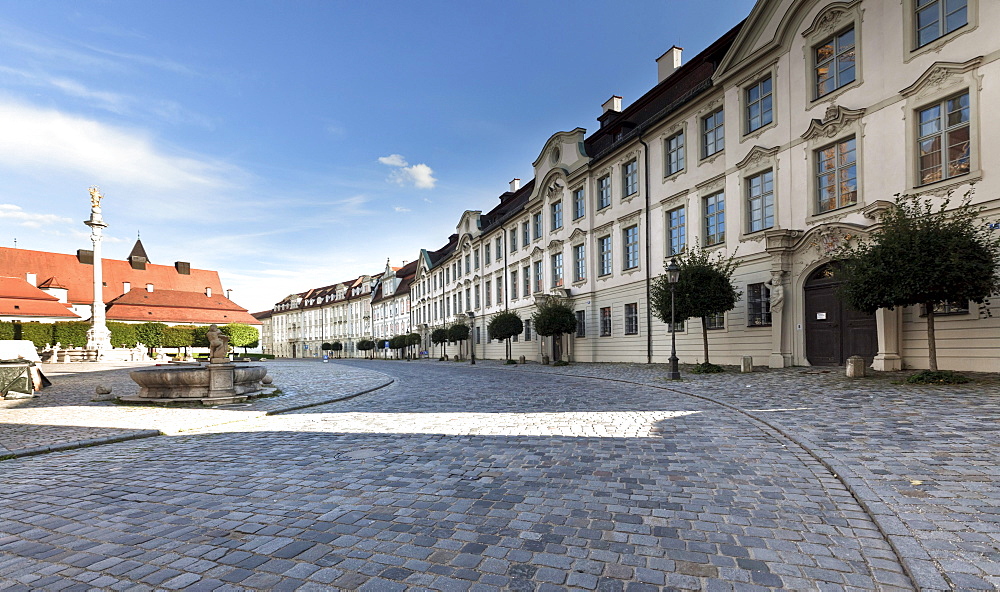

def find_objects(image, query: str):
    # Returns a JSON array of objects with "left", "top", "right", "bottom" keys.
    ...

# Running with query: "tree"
[
  {"left": 356, "top": 339, "right": 376, "bottom": 358},
  {"left": 221, "top": 323, "right": 260, "bottom": 354},
  {"left": 135, "top": 322, "right": 167, "bottom": 356},
  {"left": 532, "top": 297, "right": 577, "bottom": 362},
  {"left": 488, "top": 311, "right": 523, "bottom": 361},
  {"left": 431, "top": 327, "right": 449, "bottom": 359},
  {"left": 108, "top": 322, "right": 138, "bottom": 348},
  {"left": 405, "top": 333, "right": 421, "bottom": 359},
  {"left": 838, "top": 192, "right": 1000, "bottom": 372},
  {"left": 448, "top": 323, "right": 469, "bottom": 359},
  {"left": 331, "top": 341, "right": 343, "bottom": 358},
  {"left": 53, "top": 321, "right": 90, "bottom": 348},
  {"left": 651, "top": 246, "right": 741, "bottom": 367},
  {"left": 191, "top": 326, "right": 210, "bottom": 348},
  {"left": 162, "top": 325, "right": 194, "bottom": 355}
]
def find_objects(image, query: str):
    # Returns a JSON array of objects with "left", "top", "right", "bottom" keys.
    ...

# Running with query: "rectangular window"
[
  {"left": 552, "top": 252, "right": 564, "bottom": 287},
  {"left": 465, "top": 255, "right": 470, "bottom": 274},
  {"left": 623, "top": 225, "right": 639, "bottom": 270},
  {"left": 921, "top": 300, "right": 970, "bottom": 316},
  {"left": 484, "top": 243, "right": 491, "bottom": 265},
  {"left": 573, "top": 244, "right": 586, "bottom": 282},
  {"left": 523, "top": 265, "right": 530, "bottom": 297},
  {"left": 465, "top": 288, "right": 471, "bottom": 311},
  {"left": 746, "top": 170, "right": 775, "bottom": 233},
  {"left": 474, "top": 249, "right": 480, "bottom": 270},
  {"left": 918, "top": 92, "right": 970, "bottom": 185},
  {"left": 573, "top": 188, "right": 586, "bottom": 219},
  {"left": 815, "top": 27, "right": 856, "bottom": 98},
  {"left": 817, "top": 137, "right": 858, "bottom": 213},
  {"left": 702, "top": 108, "right": 725, "bottom": 158},
  {"left": 667, "top": 207, "right": 686, "bottom": 256},
  {"left": 474, "top": 284, "right": 481, "bottom": 309},
  {"left": 525, "top": 319, "right": 532, "bottom": 341},
  {"left": 510, "top": 228, "right": 518, "bottom": 252},
  {"left": 623, "top": 160, "right": 638, "bottom": 196},
  {"left": 496, "top": 279, "right": 502, "bottom": 303},
  {"left": 746, "top": 75, "right": 773, "bottom": 132},
  {"left": 445, "top": 268, "right": 450, "bottom": 284},
  {"left": 551, "top": 201, "right": 563, "bottom": 230},
  {"left": 485, "top": 280, "right": 492, "bottom": 307},
  {"left": 533, "top": 212, "right": 543, "bottom": 240},
  {"left": 522, "top": 220, "right": 530, "bottom": 246},
  {"left": 446, "top": 298, "right": 451, "bottom": 317},
  {"left": 667, "top": 319, "right": 685, "bottom": 333},
  {"left": 575, "top": 310, "right": 586, "bottom": 338},
  {"left": 624, "top": 303, "right": 639, "bottom": 335},
  {"left": 600, "top": 307, "right": 612, "bottom": 336},
  {"left": 533, "top": 260, "right": 543, "bottom": 293},
  {"left": 704, "top": 192, "right": 726, "bottom": 246},
  {"left": 510, "top": 270, "right": 518, "bottom": 300},
  {"left": 747, "top": 283, "right": 772, "bottom": 327},
  {"left": 706, "top": 312, "right": 725, "bottom": 330},
  {"left": 598, "top": 176, "right": 611, "bottom": 209},
  {"left": 475, "top": 326, "right": 481, "bottom": 345},
  {"left": 599, "top": 235, "right": 613, "bottom": 276},
  {"left": 495, "top": 237, "right": 502, "bottom": 260},
  {"left": 665, "top": 132, "right": 685, "bottom": 176},
  {"left": 916, "top": 0, "right": 968, "bottom": 47}
]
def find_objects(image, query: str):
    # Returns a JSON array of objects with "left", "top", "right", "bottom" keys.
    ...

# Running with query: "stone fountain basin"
[{"left": 130, "top": 364, "right": 267, "bottom": 399}]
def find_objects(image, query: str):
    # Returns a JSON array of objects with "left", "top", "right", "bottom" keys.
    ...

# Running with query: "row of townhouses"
[{"left": 259, "top": 0, "right": 999, "bottom": 372}]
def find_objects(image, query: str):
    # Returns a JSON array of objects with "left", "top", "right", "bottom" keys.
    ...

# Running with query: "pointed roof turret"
[{"left": 128, "top": 238, "right": 150, "bottom": 264}]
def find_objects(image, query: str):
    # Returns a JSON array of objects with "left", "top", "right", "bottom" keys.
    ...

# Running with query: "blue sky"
[{"left": 0, "top": 0, "right": 756, "bottom": 313}]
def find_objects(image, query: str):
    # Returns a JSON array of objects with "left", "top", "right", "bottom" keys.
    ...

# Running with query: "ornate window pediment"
[
  {"left": 900, "top": 58, "right": 983, "bottom": 100},
  {"left": 735, "top": 145, "right": 780, "bottom": 170},
  {"left": 801, "top": 1, "right": 861, "bottom": 39},
  {"left": 547, "top": 239, "right": 564, "bottom": 250},
  {"left": 696, "top": 173, "right": 726, "bottom": 194},
  {"left": 801, "top": 105, "right": 865, "bottom": 140},
  {"left": 568, "top": 228, "right": 587, "bottom": 241},
  {"left": 530, "top": 246, "right": 544, "bottom": 258}
]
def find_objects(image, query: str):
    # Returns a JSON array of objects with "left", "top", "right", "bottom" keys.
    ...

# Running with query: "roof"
[
  {"left": 127, "top": 238, "right": 150, "bottom": 263},
  {"left": 105, "top": 288, "right": 260, "bottom": 325},
  {"left": 251, "top": 310, "right": 273, "bottom": 320},
  {"left": 0, "top": 247, "right": 224, "bottom": 306},
  {"left": 0, "top": 276, "right": 80, "bottom": 319}
]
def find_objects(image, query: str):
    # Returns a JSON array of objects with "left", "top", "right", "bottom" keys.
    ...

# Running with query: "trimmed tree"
[
  {"left": 356, "top": 339, "right": 376, "bottom": 359},
  {"left": 162, "top": 325, "right": 194, "bottom": 355},
  {"left": 135, "top": 322, "right": 167, "bottom": 357},
  {"left": 108, "top": 322, "right": 138, "bottom": 348},
  {"left": 448, "top": 323, "right": 470, "bottom": 360},
  {"left": 488, "top": 311, "right": 523, "bottom": 362},
  {"left": 431, "top": 327, "right": 449, "bottom": 360},
  {"left": 331, "top": 341, "right": 343, "bottom": 358},
  {"left": 532, "top": 297, "right": 577, "bottom": 362},
  {"left": 838, "top": 192, "right": 1000, "bottom": 377},
  {"left": 405, "top": 333, "right": 421, "bottom": 359},
  {"left": 651, "top": 246, "right": 741, "bottom": 370},
  {"left": 221, "top": 323, "right": 259, "bottom": 354}
]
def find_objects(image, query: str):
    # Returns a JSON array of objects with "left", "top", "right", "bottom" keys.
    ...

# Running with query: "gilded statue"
[{"left": 89, "top": 186, "right": 103, "bottom": 210}]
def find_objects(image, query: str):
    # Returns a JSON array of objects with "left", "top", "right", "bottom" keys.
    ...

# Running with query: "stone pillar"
[
  {"left": 846, "top": 355, "right": 866, "bottom": 378},
  {"left": 84, "top": 187, "right": 111, "bottom": 356},
  {"left": 741, "top": 356, "right": 753, "bottom": 373},
  {"left": 768, "top": 270, "right": 793, "bottom": 368},
  {"left": 873, "top": 307, "right": 903, "bottom": 371}
]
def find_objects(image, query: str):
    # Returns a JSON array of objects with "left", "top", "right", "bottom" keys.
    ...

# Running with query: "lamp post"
[
  {"left": 666, "top": 257, "right": 681, "bottom": 380},
  {"left": 466, "top": 311, "right": 476, "bottom": 365}
]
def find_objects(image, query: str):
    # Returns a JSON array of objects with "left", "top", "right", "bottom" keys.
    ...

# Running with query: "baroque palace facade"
[{"left": 263, "top": 0, "right": 1000, "bottom": 372}]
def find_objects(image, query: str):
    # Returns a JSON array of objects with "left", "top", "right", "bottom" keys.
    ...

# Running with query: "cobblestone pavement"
[
  {"left": 0, "top": 360, "right": 929, "bottom": 591},
  {"left": 0, "top": 360, "right": 393, "bottom": 457}
]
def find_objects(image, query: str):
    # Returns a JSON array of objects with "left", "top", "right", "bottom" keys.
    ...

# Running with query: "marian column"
[{"left": 85, "top": 187, "right": 112, "bottom": 355}]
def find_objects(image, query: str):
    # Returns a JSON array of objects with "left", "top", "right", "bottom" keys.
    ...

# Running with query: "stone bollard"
[
  {"left": 453, "top": 355, "right": 460, "bottom": 362},
  {"left": 846, "top": 355, "right": 866, "bottom": 378},
  {"left": 262, "top": 375, "right": 273, "bottom": 385},
  {"left": 92, "top": 385, "right": 114, "bottom": 402},
  {"left": 519, "top": 355, "right": 526, "bottom": 364},
  {"left": 541, "top": 354, "right": 550, "bottom": 365},
  {"left": 741, "top": 356, "right": 753, "bottom": 373}
]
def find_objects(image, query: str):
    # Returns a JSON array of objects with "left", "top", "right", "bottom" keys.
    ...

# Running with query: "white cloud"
[
  {"left": 394, "top": 206, "right": 411, "bottom": 213},
  {"left": 0, "top": 204, "right": 73, "bottom": 228},
  {"left": 378, "top": 154, "right": 437, "bottom": 189}
]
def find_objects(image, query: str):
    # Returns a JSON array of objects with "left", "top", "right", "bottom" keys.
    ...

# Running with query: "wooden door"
[{"left": 804, "top": 264, "right": 877, "bottom": 366}]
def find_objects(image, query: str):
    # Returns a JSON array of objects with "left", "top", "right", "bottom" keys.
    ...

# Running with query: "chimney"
[
  {"left": 174, "top": 261, "right": 191, "bottom": 275},
  {"left": 656, "top": 46, "right": 683, "bottom": 83},
  {"left": 77, "top": 249, "right": 94, "bottom": 265},
  {"left": 509, "top": 178, "right": 521, "bottom": 192},
  {"left": 206, "top": 287, "right": 212, "bottom": 297},
  {"left": 602, "top": 95, "right": 623, "bottom": 114}
]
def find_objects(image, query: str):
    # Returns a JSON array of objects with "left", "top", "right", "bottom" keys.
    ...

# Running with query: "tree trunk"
[
  {"left": 701, "top": 316, "right": 710, "bottom": 364},
  {"left": 926, "top": 303, "right": 938, "bottom": 371},
  {"left": 553, "top": 333, "right": 562, "bottom": 362},
  {"left": 506, "top": 338, "right": 511, "bottom": 361}
]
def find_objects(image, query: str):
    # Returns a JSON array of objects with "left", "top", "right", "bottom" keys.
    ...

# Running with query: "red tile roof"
[
  {"left": 105, "top": 288, "right": 261, "bottom": 325},
  {"left": 0, "top": 276, "right": 81, "bottom": 319}
]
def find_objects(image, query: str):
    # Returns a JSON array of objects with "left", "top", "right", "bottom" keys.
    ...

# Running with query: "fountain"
[{"left": 122, "top": 324, "right": 273, "bottom": 406}]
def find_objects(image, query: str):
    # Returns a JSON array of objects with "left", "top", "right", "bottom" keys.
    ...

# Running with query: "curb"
[{"left": 265, "top": 379, "right": 394, "bottom": 416}]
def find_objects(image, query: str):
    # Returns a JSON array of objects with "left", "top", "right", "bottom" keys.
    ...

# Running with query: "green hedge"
[
  {"left": 20, "top": 322, "right": 53, "bottom": 348},
  {"left": 0, "top": 322, "right": 14, "bottom": 340},
  {"left": 53, "top": 321, "right": 90, "bottom": 347},
  {"left": 108, "top": 322, "right": 138, "bottom": 348}
]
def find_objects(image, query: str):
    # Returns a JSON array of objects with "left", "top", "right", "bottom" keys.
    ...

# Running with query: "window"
[
  {"left": 746, "top": 76, "right": 773, "bottom": 133},
  {"left": 551, "top": 201, "right": 563, "bottom": 230},
  {"left": 474, "top": 284, "right": 481, "bottom": 308},
  {"left": 510, "top": 228, "right": 518, "bottom": 252},
  {"left": 746, "top": 170, "right": 774, "bottom": 233},
  {"left": 916, "top": 0, "right": 968, "bottom": 47},
  {"left": 474, "top": 249, "right": 480, "bottom": 270},
  {"left": 704, "top": 192, "right": 726, "bottom": 246},
  {"left": 465, "top": 288, "right": 471, "bottom": 311},
  {"left": 522, "top": 221, "right": 530, "bottom": 246},
  {"left": 533, "top": 212, "right": 543, "bottom": 240},
  {"left": 665, "top": 132, "right": 685, "bottom": 176},
  {"left": 495, "top": 237, "right": 502, "bottom": 260},
  {"left": 525, "top": 319, "right": 532, "bottom": 341},
  {"left": 598, "top": 235, "right": 613, "bottom": 276},
  {"left": 600, "top": 307, "right": 612, "bottom": 336},
  {"left": 623, "top": 160, "right": 638, "bottom": 196},
  {"left": 817, "top": 137, "right": 858, "bottom": 213},
  {"left": 573, "top": 244, "right": 586, "bottom": 282},
  {"left": 575, "top": 311, "right": 586, "bottom": 338},
  {"left": 523, "top": 265, "right": 530, "bottom": 297},
  {"left": 702, "top": 108, "right": 725, "bottom": 158},
  {"left": 552, "top": 253, "right": 564, "bottom": 287},
  {"left": 465, "top": 255, "right": 470, "bottom": 274},
  {"left": 573, "top": 188, "right": 586, "bottom": 219},
  {"left": 706, "top": 312, "right": 725, "bottom": 330},
  {"left": 747, "top": 283, "right": 772, "bottom": 327},
  {"left": 917, "top": 92, "right": 970, "bottom": 185},
  {"left": 445, "top": 268, "right": 450, "bottom": 284},
  {"left": 623, "top": 225, "right": 639, "bottom": 270},
  {"left": 485, "top": 280, "right": 492, "bottom": 307},
  {"left": 533, "top": 260, "right": 543, "bottom": 293},
  {"left": 624, "top": 303, "right": 639, "bottom": 335},
  {"left": 496, "top": 279, "right": 502, "bottom": 303},
  {"left": 667, "top": 319, "right": 685, "bottom": 333},
  {"left": 475, "top": 326, "right": 481, "bottom": 345},
  {"left": 484, "top": 243, "right": 491, "bottom": 265},
  {"left": 667, "top": 207, "right": 686, "bottom": 256},
  {"left": 446, "top": 298, "right": 451, "bottom": 317},
  {"left": 598, "top": 176, "right": 611, "bottom": 209},
  {"left": 815, "top": 27, "right": 855, "bottom": 99},
  {"left": 510, "top": 270, "right": 518, "bottom": 300},
  {"left": 921, "top": 300, "right": 970, "bottom": 316}
]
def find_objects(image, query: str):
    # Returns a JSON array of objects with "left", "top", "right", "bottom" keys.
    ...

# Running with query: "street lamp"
[
  {"left": 666, "top": 258, "right": 681, "bottom": 380},
  {"left": 466, "top": 311, "right": 476, "bottom": 365}
]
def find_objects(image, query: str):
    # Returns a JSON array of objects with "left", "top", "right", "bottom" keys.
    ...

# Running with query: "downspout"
[{"left": 638, "top": 127, "right": 653, "bottom": 364}]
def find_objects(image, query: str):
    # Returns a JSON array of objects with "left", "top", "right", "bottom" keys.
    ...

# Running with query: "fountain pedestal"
[{"left": 121, "top": 363, "right": 271, "bottom": 406}]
